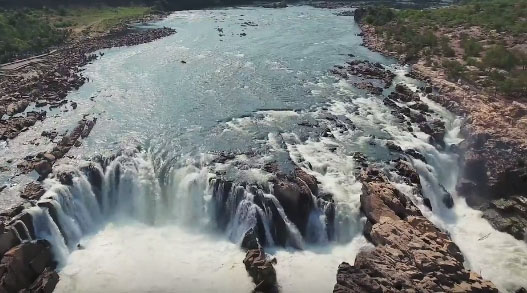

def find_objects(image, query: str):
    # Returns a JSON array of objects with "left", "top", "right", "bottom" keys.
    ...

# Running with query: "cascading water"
[{"left": 4, "top": 5, "right": 527, "bottom": 293}]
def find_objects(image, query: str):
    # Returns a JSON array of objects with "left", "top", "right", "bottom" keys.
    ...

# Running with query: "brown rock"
[
  {"left": 20, "top": 183, "right": 46, "bottom": 202},
  {"left": 243, "top": 248, "right": 278, "bottom": 293},
  {"left": 0, "top": 240, "right": 56, "bottom": 292},
  {"left": 334, "top": 168, "right": 497, "bottom": 293}
]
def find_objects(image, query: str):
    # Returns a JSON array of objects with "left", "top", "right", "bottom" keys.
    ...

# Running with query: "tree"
[{"left": 483, "top": 45, "right": 518, "bottom": 71}]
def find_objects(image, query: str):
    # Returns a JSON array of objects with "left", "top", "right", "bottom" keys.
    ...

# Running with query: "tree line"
[{"left": 1, "top": 0, "right": 271, "bottom": 10}]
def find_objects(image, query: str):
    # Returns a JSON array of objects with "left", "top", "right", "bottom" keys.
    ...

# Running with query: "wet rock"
[
  {"left": 393, "top": 159, "right": 420, "bottom": 185},
  {"left": 21, "top": 267, "right": 59, "bottom": 293},
  {"left": 334, "top": 10, "right": 354, "bottom": 16},
  {"left": 80, "top": 118, "right": 97, "bottom": 139},
  {"left": 272, "top": 176, "right": 314, "bottom": 236},
  {"left": 481, "top": 196, "right": 527, "bottom": 240},
  {"left": 262, "top": 1, "right": 287, "bottom": 8},
  {"left": 41, "top": 131, "right": 58, "bottom": 140},
  {"left": 334, "top": 168, "right": 497, "bottom": 293},
  {"left": 294, "top": 168, "right": 318, "bottom": 196},
  {"left": 241, "top": 228, "right": 260, "bottom": 251},
  {"left": 440, "top": 184, "right": 454, "bottom": 209},
  {"left": 386, "top": 141, "right": 402, "bottom": 153},
  {"left": 331, "top": 60, "right": 395, "bottom": 94},
  {"left": 404, "top": 149, "right": 427, "bottom": 162},
  {"left": 0, "top": 228, "right": 21, "bottom": 256},
  {"left": 20, "top": 183, "right": 46, "bottom": 201},
  {"left": 33, "top": 160, "right": 52, "bottom": 179},
  {"left": 243, "top": 248, "right": 278, "bottom": 292},
  {"left": 57, "top": 172, "right": 74, "bottom": 186},
  {"left": 0, "top": 240, "right": 56, "bottom": 292},
  {"left": 425, "top": 86, "right": 433, "bottom": 93}
]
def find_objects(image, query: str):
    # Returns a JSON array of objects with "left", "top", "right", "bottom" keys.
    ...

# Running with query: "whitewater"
[{"left": 3, "top": 5, "right": 526, "bottom": 293}]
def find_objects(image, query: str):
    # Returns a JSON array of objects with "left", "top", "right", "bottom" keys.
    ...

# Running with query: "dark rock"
[
  {"left": 0, "top": 240, "right": 56, "bottom": 292},
  {"left": 386, "top": 141, "right": 402, "bottom": 153},
  {"left": 425, "top": 86, "right": 433, "bottom": 94},
  {"left": 272, "top": 176, "right": 314, "bottom": 236},
  {"left": 241, "top": 228, "right": 260, "bottom": 250},
  {"left": 33, "top": 161, "right": 52, "bottom": 179},
  {"left": 481, "top": 196, "right": 527, "bottom": 240},
  {"left": 243, "top": 248, "right": 278, "bottom": 292},
  {"left": 20, "top": 183, "right": 46, "bottom": 201},
  {"left": 57, "top": 172, "right": 74, "bottom": 186},
  {"left": 21, "top": 267, "right": 59, "bottom": 293}
]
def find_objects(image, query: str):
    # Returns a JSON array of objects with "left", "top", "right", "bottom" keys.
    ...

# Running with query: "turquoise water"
[
  {"left": 68, "top": 6, "right": 390, "bottom": 158},
  {"left": 3, "top": 6, "right": 527, "bottom": 292}
]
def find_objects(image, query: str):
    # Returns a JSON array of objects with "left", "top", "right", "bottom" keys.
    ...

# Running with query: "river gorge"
[{"left": 1, "top": 5, "right": 526, "bottom": 293}]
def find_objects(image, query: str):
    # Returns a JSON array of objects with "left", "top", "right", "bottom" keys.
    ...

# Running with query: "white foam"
[{"left": 55, "top": 223, "right": 253, "bottom": 293}]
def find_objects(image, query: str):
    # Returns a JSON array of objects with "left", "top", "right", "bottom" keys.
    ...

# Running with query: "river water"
[{"left": 4, "top": 5, "right": 527, "bottom": 292}]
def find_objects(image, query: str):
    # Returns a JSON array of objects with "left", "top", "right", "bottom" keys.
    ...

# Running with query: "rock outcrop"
[
  {"left": 356, "top": 8, "right": 527, "bottom": 241},
  {"left": 243, "top": 247, "right": 278, "bottom": 293},
  {"left": 0, "top": 240, "right": 58, "bottom": 293},
  {"left": 331, "top": 60, "right": 395, "bottom": 95},
  {"left": 334, "top": 168, "right": 497, "bottom": 292},
  {"left": 17, "top": 117, "right": 97, "bottom": 180}
]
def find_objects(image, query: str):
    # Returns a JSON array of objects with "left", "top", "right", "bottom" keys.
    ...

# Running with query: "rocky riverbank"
[
  {"left": 356, "top": 10, "right": 527, "bottom": 241},
  {"left": 0, "top": 25, "right": 175, "bottom": 141},
  {"left": 0, "top": 17, "right": 176, "bottom": 293},
  {"left": 334, "top": 167, "right": 497, "bottom": 292}
]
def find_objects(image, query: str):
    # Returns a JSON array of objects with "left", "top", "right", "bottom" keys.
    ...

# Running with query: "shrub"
[
  {"left": 483, "top": 45, "right": 518, "bottom": 71},
  {"left": 443, "top": 60, "right": 466, "bottom": 80}
]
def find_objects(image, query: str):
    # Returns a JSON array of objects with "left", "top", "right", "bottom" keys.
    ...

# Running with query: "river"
[{"left": 5, "top": 5, "right": 527, "bottom": 292}]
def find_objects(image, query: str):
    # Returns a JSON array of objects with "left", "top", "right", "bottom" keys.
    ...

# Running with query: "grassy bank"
[
  {"left": 0, "top": 5, "right": 152, "bottom": 63},
  {"left": 360, "top": 0, "right": 527, "bottom": 98}
]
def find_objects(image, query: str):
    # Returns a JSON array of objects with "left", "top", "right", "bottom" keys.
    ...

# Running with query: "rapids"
[{"left": 3, "top": 5, "right": 527, "bottom": 293}]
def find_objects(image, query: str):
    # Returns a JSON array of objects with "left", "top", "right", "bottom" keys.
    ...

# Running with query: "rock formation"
[
  {"left": 0, "top": 239, "right": 58, "bottom": 292},
  {"left": 243, "top": 247, "right": 278, "bottom": 293},
  {"left": 334, "top": 168, "right": 497, "bottom": 292}
]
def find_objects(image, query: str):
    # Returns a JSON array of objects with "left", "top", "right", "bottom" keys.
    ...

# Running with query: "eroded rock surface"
[
  {"left": 243, "top": 247, "right": 278, "bottom": 293},
  {"left": 334, "top": 168, "right": 497, "bottom": 293},
  {"left": 0, "top": 240, "right": 58, "bottom": 293},
  {"left": 331, "top": 60, "right": 395, "bottom": 95}
]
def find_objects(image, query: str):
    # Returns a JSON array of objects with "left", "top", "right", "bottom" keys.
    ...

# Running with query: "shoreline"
[
  {"left": 0, "top": 13, "right": 175, "bottom": 186},
  {"left": 0, "top": 5, "right": 522, "bottom": 293},
  {"left": 0, "top": 13, "right": 175, "bottom": 293},
  {"left": 359, "top": 20, "right": 527, "bottom": 241}
]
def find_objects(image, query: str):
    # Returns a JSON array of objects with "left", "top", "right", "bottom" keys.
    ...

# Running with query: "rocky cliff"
[{"left": 334, "top": 167, "right": 497, "bottom": 293}]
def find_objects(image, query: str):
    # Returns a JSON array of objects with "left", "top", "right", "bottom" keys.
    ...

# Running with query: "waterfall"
[{"left": 18, "top": 151, "right": 338, "bottom": 267}]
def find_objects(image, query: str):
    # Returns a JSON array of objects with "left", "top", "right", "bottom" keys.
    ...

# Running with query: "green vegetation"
[
  {"left": 361, "top": 0, "right": 527, "bottom": 98},
  {"left": 460, "top": 35, "right": 482, "bottom": 58},
  {"left": 0, "top": 6, "right": 152, "bottom": 63},
  {"left": 396, "top": 0, "right": 527, "bottom": 35},
  {"left": 46, "top": 6, "right": 152, "bottom": 33},
  {"left": 482, "top": 45, "right": 517, "bottom": 71},
  {"left": 0, "top": 10, "right": 65, "bottom": 63}
]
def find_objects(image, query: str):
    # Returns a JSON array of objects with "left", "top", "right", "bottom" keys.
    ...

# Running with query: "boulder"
[
  {"left": 241, "top": 228, "right": 260, "bottom": 251},
  {"left": 0, "top": 240, "right": 56, "bottom": 292},
  {"left": 20, "top": 183, "right": 46, "bottom": 201},
  {"left": 33, "top": 161, "right": 52, "bottom": 179},
  {"left": 243, "top": 248, "right": 278, "bottom": 293}
]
